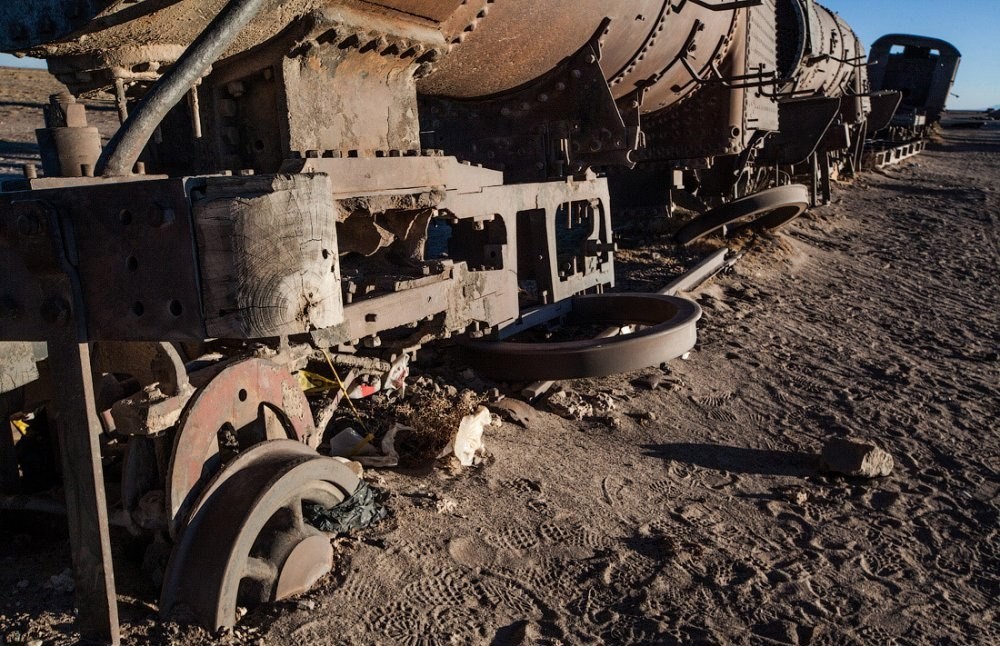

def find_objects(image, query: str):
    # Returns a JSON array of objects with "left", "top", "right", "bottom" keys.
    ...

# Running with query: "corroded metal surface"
[
  {"left": 675, "top": 184, "right": 810, "bottom": 245},
  {"left": 463, "top": 294, "right": 701, "bottom": 382},
  {"left": 166, "top": 358, "right": 316, "bottom": 537},
  {"left": 160, "top": 439, "right": 358, "bottom": 630}
]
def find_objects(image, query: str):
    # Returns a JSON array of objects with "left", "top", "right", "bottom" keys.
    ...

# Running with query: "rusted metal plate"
[
  {"left": 166, "top": 358, "right": 316, "bottom": 537},
  {"left": 71, "top": 179, "right": 205, "bottom": 340},
  {"left": 867, "top": 91, "right": 904, "bottom": 133},
  {"left": 463, "top": 293, "right": 701, "bottom": 382},
  {"left": 0, "top": 178, "right": 205, "bottom": 341},
  {"left": 759, "top": 97, "right": 842, "bottom": 166}
]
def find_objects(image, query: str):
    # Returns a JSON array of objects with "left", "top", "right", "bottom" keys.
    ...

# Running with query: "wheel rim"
[
  {"left": 160, "top": 440, "right": 360, "bottom": 630},
  {"left": 675, "top": 184, "right": 810, "bottom": 245}
]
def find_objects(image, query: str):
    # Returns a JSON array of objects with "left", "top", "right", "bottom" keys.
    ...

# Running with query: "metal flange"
[
  {"left": 462, "top": 293, "right": 701, "bottom": 381},
  {"left": 675, "top": 184, "right": 810, "bottom": 246},
  {"left": 160, "top": 439, "right": 359, "bottom": 631}
]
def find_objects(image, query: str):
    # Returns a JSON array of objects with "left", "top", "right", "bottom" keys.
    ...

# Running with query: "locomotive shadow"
[{"left": 641, "top": 443, "right": 818, "bottom": 477}]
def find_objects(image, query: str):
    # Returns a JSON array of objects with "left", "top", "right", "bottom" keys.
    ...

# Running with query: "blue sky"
[{"left": 1, "top": 1, "right": 996, "bottom": 109}]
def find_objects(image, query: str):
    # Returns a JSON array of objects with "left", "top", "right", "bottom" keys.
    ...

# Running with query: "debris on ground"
[
  {"left": 328, "top": 428, "right": 377, "bottom": 459},
  {"left": 304, "top": 481, "right": 389, "bottom": 534},
  {"left": 437, "top": 406, "right": 491, "bottom": 466},
  {"left": 546, "top": 390, "right": 594, "bottom": 420},
  {"left": 354, "top": 424, "right": 404, "bottom": 468},
  {"left": 489, "top": 398, "right": 542, "bottom": 427},
  {"left": 820, "top": 438, "right": 894, "bottom": 478}
]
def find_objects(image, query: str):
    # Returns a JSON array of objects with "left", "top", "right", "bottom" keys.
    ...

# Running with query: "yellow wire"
[{"left": 320, "top": 348, "right": 373, "bottom": 453}]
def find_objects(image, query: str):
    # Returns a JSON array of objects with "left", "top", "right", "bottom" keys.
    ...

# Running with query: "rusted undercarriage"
[{"left": 0, "top": 0, "right": 956, "bottom": 642}]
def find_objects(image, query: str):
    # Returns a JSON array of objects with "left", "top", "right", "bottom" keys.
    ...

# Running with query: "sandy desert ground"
[{"left": 0, "top": 67, "right": 997, "bottom": 645}]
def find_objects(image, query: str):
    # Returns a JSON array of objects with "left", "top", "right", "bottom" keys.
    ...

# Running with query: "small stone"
[
  {"left": 680, "top": 352, "right": 692, "bottom": 361},
  {"left": 820, "top": 438, "right": 893, "bottom": 478},
  {"left": 16, "top": 579, "right": 29, "bottom": 589},
  {"left": 637, "top": 374, "right": 662, "bottom": 390},
  {"left": 641, "top": 411, "right": 657, "bottom": 422},
  {"left": 28, "top": 640, "right": 43, "bottom": 646},
  {"left": 459, "top": 368, "right": 476, "bottom": 381},
  {"left": 486, "top": 388, "right": 503, "bottom": 403},
  {"left": 435, "top": 497, "right": 458, "bottom": 514},
  {"left": 296, "top": 599, "right": 316, "bottom": 611}
]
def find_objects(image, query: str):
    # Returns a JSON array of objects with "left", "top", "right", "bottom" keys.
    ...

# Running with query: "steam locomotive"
[{"left": 0, "top": 0, "right": 959, "bottom": 641}]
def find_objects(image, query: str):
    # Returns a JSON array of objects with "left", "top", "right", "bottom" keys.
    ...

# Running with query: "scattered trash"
[
  {"left": 297, "top": 370, "right": 341, "bottom": 395},
  {"left": 329, "top": 428, "right": 377, "bottom": 458},
  {"left": 304, "top": 480, "right": 389, "bottom": 534},
  {"left": 435, "top": 497, "right": 459, "bottom": 514},
  {"left": 354, "top": 424, "right": 405, "bottom": 468},
  {"left": 383, "top": 355, "right": 410, "bottom": 395},
  {"left": 438, "top": 406, "right": 490, "bottom": 466},
  {"left": 820, "top": 438, "right": 893, "bottom": 478},
  {"left": 347, "top": 376, "right": 382, "bottom": 400}
]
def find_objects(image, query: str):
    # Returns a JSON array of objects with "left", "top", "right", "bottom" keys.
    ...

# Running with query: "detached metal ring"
[
  {"left": 675, "top": 184, "right": 810, "bottom": 246},
  {"left": 462, "top": 293, "right": 701, "bottom": 381}
]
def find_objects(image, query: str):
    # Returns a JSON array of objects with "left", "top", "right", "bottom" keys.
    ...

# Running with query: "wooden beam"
[{"left": 47, "top": 339, "right": 120, "bottom": 646}]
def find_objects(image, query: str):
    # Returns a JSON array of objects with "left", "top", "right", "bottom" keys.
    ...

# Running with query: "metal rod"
[{"left": 97, "top": 0, "right": 267, "bottom": 176}]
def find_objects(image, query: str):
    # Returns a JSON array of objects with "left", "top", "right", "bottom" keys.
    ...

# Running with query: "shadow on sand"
[{"left": 642, "top": 443, "right": 818, "bottom": 477}]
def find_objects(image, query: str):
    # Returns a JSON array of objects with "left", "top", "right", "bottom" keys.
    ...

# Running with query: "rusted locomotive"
[
  {"left": 0, "top": 1, "right": 948, "bottom": 642},
  {"left": 862, "top": 34, "right": 961, "bottom": 167}
]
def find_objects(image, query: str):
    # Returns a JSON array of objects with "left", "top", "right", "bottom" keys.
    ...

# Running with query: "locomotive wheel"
[
  {"left": 462, "top": 293, "right": 701, "bottom": 381},
  {"left": 159, "top": 439, "right": 360, "bottom": 631},
  {"left": 166, "top": 358, "right": 318, "bottom": 537},
  {"left": 675, "top": 184, "right": 810, "bottom": 246}
]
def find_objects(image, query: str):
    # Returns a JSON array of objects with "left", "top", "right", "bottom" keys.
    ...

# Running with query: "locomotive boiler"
[{"left": 0, "top": 0, "right": 933, "bottom": 642}]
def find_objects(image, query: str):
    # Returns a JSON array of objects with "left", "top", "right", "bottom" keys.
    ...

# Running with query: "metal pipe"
[{"left": 97, "top": 0, "right": 267, "bottom": 177}]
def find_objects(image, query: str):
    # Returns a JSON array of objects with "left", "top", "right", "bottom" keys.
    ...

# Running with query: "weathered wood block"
[{"left": 193, "top": 173, "right": 344, "bottom": 339}]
